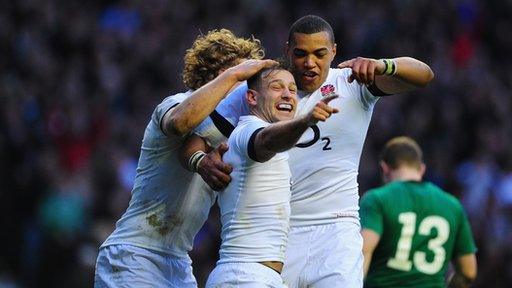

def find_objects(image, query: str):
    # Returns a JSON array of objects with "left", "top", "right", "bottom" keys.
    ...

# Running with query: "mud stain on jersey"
[
  {"left": 111, "top": 264, "right": 121, "bottom": 279},
  {"left": 112, "top": 265, "right": 120, "bottom": 273},
  {"left": 146, "top": 213, "right": 183, "bottom": 236}
]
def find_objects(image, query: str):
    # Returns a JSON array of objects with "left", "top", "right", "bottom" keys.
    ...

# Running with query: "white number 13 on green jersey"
[{"left": 387, "top": 212, "right": 450, "bottom": 274}]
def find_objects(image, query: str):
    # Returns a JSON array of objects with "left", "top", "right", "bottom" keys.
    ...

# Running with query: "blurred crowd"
[{"left": 1, "top": 0, "right": 511, "bottom": 287}]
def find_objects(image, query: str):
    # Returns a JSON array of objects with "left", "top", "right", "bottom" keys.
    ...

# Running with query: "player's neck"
[
  {"left": 387, "top": 168, "right": 423, "bottom": 182},
  {"left": 250, "top": 109, "right": 272, "bottom": 123}
]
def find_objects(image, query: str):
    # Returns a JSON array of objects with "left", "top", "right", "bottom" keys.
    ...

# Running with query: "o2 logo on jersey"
[
  {"left": 295, "top": 125, "right": 332, "bottom": 151},
  {"left": 296, "top": 84, "right": 336, "bottom": 151}
]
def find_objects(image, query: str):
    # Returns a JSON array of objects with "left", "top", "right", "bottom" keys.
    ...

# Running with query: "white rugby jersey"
[
  {"left": 195, "top": 68, "right": 380, "bottom": 227},
  {"left": 101, "top": 91, "right": 216, "bottom": 258},
  {"left": 217, "top": 115, "right": 291, "bottom": 264},
  {"left": 288, "top": 68, "right": 379, "bottom": 226}
]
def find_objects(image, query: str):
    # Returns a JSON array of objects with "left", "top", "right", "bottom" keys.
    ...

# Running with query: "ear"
[
  {"left": 419, "top": 163, "right": 426, "bottom": 178},
  {"left": 380, "top": 161, "right": 392, "bottom": 175},
  {"left": 379, "top": 161, "right": 390, "bottom": 183},
  {"left": 332, "top": 43, "right": 337, "bottom": 59},
  {"left": 246, "top": 89, "right": 258, "bottom": 106},
  {"left": 285, "top": 41, "right": 291, "bottom": 56}
]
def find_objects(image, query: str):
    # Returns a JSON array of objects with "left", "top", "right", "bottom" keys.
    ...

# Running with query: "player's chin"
[
  {"left": 300, "top": 80, "right": 321, "bottom": 93},
  {"left": 274, "top": 110, "right": 295, "bottom": 121}
]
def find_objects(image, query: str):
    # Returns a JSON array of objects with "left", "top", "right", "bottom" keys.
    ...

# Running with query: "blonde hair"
[{"left": 183, "top": 29, "right": 264, "bottom": 90}]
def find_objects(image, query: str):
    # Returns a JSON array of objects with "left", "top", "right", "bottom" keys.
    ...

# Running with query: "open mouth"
[
  {"left": 276, "top": 103, "right": 294, "bottom": 112},
  {"left": 302, "top": 71, "right": 318, "bottom": 81}
]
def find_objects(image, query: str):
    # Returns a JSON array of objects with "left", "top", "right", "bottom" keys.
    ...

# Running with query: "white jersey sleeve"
[
  {"left": 228, "top": 115, "right": 266, "bottom": 161},
  {"left": 153, "top": 94, "right": 184, "bottom": 134}
]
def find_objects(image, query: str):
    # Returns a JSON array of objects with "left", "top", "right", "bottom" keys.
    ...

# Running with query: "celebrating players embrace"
[
  {"left": 95, "top": 14, "right": 440, "bottom": 288},
  {"left": 188, "top": 15, "right": 434, "bottom": 287}
]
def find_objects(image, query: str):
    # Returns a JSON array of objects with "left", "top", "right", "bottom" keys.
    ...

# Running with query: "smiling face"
[
  {"left": 286, "top": 31, "right": 336, "bottom": 93},
  {"left": 247, "top": 69, "right": 298, "bottom": 123}
]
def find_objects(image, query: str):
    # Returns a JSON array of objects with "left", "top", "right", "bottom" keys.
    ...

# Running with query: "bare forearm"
[
  {"left": 256, "top": 116, "right": 310, "bottom": 160},
  {"left": 449, "top": 254, "right": 477, "bottom": 288},
  {"left": 363, "top": 252, "right": 372, "bottom": 278},
  {"left": 166, "top": 59, "right": 278, "bottom": 136},
  {"left": 253, "top": 93, "right": 338, "bottom": 162},
  {"left": 166, "top": 72, "right": 239, "bottom": 136},
  {"left": 375, "top": 57, "right": 434, "bottom": 94},
  {"left": 259, "top": 116, "right": 310, "bottom": 151},
  {"left": 361, "top": 229, "right": 380, "bottom": 279},
  {"left": 448, "top": 272, "right": 473, "bottom": 288},
  {"left": 179, "top": 135, "right": 209, "bottom": 170}
]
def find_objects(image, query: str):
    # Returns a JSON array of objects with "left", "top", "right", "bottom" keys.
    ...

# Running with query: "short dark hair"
[
  {"left": 287, "top": 15, "right": 335, "bottom": 45},
  {"left": 380, "top": 136, "right": 424, "bottom": 170},
  {"left": 247, "top": 58, "right": 291, "bottom": 90}
]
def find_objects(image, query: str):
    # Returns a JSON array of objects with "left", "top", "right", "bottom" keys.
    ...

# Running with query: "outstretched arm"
[
  {"left": 253, "top": 95, "right": 339, "bottom": 162},
  {"left": 337, "top": 57, "right": 434, "bottom": 95},
  {"left": 163, "top": 59, "right": 278, "bottom": 136}
]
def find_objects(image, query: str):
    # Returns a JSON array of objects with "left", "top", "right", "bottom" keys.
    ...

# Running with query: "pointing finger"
[
  {"left": 337, "top": 59, "right": 355, "bottom": 69},
  {"left": 321, "top": 94, "right": 339, "bottom": 104}
]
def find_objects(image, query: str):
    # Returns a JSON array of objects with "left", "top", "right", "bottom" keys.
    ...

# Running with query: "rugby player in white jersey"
[
  {"left": 186, "top": 15, "right": 434, "bottom": 287},
  {"left": 93, "top": 29, "right": 278, "bottom": 288},
  {"left": 205, "top": 62, "right": 338, "bottom": 287},
  {"left": 280, "top": 15, "right": 432, "bottom": 287}
]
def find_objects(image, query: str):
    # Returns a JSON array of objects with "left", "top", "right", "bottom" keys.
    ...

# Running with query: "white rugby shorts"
[
  {"left": 206, "top": 262, "right": 287, "bottom": 288},
  {"left": 94, "top": 244, "right": 197, "bottom": 288},
  {"left": 282, "top": 221, "right": 363, "bottom": 288}
]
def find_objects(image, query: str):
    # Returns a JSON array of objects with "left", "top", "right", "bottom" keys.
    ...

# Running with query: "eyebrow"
[
  {"left": 267, "top": 79, "right": 297, "bottom": 89},
  {"left": 268, "top": 79, "right": 296, "bottom": 86},
  {"left": 268, "top": 79, "right": 286, "bottom": 85},
  {"left": 294, "top": 47, "right": 329, "bottom": 53}
]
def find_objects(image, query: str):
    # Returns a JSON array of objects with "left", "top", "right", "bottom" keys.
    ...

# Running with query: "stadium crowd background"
[{"left": 1, "top": 0, "right": 511, "bottom": 287}]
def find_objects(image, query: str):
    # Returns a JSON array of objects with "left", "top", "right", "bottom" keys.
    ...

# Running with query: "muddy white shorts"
[{"left": 94, "top": 244, "right": 197, "bottom": 288}]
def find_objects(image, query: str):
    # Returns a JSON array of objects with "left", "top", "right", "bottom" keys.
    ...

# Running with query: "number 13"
[{"left": 387, "top": 212, "right": 450, "bottom": 275}]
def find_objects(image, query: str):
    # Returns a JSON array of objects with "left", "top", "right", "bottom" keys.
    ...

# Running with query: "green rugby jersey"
[{"left": 360, "top": 181, "right": 477, "bottom": 288}]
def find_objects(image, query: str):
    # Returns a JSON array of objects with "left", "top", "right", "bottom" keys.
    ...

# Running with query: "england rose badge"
[{"left": 320, "top": 84, "right": 336, "bottom": 97}]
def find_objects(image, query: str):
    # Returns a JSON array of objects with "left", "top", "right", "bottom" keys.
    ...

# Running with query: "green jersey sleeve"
[
  {"left": 360, "top": 191, "right": 384, "bottom": 235},
  {"left": 453, "top": 207, "right": 477, "bottom": 257}
]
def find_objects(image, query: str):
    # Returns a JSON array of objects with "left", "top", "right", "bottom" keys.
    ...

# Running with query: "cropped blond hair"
[
  {"left": 183, "top": 29, "right": 264, "bottom": 90},
  {"left": 380, "top": 136, "right": 424, "bottom": 170}
]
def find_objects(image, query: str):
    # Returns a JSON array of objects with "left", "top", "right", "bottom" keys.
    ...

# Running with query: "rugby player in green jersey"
[{"left": 360, "top": 136, "right": 477, "bottom": 288}]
